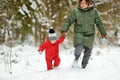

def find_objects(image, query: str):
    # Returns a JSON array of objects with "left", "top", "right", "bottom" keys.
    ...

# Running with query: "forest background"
[{"left": 0, "top": 0, "right": 120, "bottom": 48}]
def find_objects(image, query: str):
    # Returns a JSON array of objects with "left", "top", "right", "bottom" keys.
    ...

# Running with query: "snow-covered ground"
[{"left": 0, "top": 45, "right": 120, "bottom": 80}]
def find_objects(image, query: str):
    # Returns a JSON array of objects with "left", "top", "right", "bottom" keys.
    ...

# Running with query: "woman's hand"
[
  {"left": 61, "top": 32, "right": 66, "bottom": 38},
  {"left": 102, "top": 34, "right": 107, "bottom": 39}
]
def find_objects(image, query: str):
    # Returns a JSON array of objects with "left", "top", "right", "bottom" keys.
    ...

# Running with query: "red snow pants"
[{"left": 46, "top": 56, "right": 60, "bottom": 70}]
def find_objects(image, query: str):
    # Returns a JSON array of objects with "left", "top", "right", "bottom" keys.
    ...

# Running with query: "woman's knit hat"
[{"left": 48, "top": 28, "right": 57, "bottom": 40}]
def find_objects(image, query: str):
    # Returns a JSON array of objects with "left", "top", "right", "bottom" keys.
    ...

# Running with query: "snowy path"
[
  {"left": 9, "top": 68, "right": 120, "bottom": 80},
  {"left": 0, "top": 45, "right": 120, "bottom": 80},
  {"left": 2, "top": 65, "right": 120, "bottom": 80}
]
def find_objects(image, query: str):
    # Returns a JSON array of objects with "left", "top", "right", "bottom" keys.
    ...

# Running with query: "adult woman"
[{"left": 61, "top": 0, "right": 107, "bottom": 68}]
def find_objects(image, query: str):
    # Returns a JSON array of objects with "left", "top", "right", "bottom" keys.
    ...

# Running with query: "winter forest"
[
  {"left": 0, "top": 0, "right": 120, "bottom": 80},
  {"left": 0, "top": 0, "right": 120, "bottom": 46}
]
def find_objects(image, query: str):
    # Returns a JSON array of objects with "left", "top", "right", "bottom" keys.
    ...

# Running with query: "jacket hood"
[{"left": 77, "top": 1, "right": 95, "bottom": 12}]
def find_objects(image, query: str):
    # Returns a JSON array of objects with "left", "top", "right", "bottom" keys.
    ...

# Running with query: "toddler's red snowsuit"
[{"left": 38, "top": 36, "right": 65, "bottom": 70}]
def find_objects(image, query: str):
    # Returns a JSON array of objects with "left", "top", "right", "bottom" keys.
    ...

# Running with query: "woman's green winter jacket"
[{"left": 62, "top": 4, "right": 106, "bottom": 49}]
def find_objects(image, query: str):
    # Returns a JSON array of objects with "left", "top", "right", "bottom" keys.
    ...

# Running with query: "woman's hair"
[{"left": 79, "top": 0, "right": 91, "bottom": 5}]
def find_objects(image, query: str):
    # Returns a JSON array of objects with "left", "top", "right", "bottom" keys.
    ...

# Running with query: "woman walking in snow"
[
  {"left": 38, "top": 28, "right": 65, "bottom": 70},
  {"left": 61, "top": 0, "right": 107, "bottom": 69}
]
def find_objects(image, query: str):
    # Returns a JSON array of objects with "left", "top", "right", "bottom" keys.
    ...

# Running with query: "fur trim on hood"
[{"left": 78, "top": 1, "right": 95, "bottom": 11}]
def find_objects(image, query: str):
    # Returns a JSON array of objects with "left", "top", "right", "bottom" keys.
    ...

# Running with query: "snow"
[
  {"left": 22, "top": 4, "right": 30, "bottom": 15},
  {"left": 0, "top": 45, "right": 120, "bottom": 80},
  {"left": 29, "top": 0, "right": 33, "bottom": 3},
  {"left": 36, "top": 0, "right": 47, "bottom": 11},
  {"left": 18, "top": 7, "right": 25, "bottom": 16},
  {"left": 30, "top": 1, "right": 37, "bottom": 10},
  {"left": 18, "top": 4, "right": 31, "bottom": 17}
]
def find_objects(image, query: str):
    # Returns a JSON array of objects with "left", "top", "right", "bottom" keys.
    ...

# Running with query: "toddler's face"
[{"left": 50, "top": 40, "right": 56, "bottom": 44}]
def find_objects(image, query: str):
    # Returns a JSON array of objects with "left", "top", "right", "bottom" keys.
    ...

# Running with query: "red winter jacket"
[{"left": 38, "top": 36, "right": 65, "bottom": 60}]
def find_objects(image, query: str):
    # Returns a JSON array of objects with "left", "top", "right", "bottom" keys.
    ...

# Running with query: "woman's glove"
[{"left": 100, "top": 34, "right": 107, "bottom": 44}]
